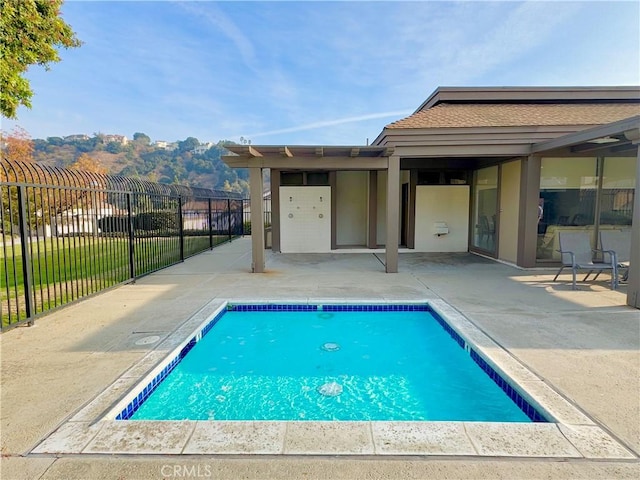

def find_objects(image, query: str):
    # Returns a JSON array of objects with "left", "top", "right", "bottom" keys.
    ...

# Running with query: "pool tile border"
[{"left": 31, "top": 298, "right": 637, "bottom": 459}]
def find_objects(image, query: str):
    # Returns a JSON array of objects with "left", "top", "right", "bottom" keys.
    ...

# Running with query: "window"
[
  {"left": 471, "top": 166, "right": 498, "bottom": 254},
  {"left": 280, "top": 171, "right": 329, "bottom": 186},
  {"left": 535, "top": 157, "right": 635, "bottom": 261}
]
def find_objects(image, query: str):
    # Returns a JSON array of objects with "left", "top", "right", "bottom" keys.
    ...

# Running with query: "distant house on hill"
[
  {"left": 64, "top": 134, "right": 90, "bottom": 142},
  {"left": 154, "top": 140, "right": 178, "bottom": 151},
  {"left": 191, "top": 142, "right": 214, "bottom": 155},
  {"left": 103, "top": 134, "right": 128, "bottom": 145}
]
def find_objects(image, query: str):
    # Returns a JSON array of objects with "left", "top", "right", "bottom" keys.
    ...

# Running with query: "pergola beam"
[
  {"left": 280, "top": 146, "right": 293, "bottom": 157},
  {"left": 247, "top": 146, "right": 263, "bottom": 157},
  {"left": 223, "top": 156, "right": 388, "bottom": 170}
]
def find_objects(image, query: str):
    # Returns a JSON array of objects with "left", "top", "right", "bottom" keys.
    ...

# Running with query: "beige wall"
[
  {"left": 414, "top": 186, "right": 470, "bottom": 252},
  {"left": 499, "top": 160, "right": 521, "bottom": 263},
  {"left": 377, "top": 171, "right": 387, "bottom": 244},
  {"left": 279, "top": 186, "right": 331, "bottom": 253},
  {"left": 336, "top": 171, "right": 368, "bottom": 246}
]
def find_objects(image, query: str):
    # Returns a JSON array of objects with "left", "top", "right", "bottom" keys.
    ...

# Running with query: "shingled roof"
[{"left": 387, "top": 103, "right": 640, "bottom": 129}]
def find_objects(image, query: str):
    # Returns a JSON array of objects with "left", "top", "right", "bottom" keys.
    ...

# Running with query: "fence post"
[
  {"left": 208, "top": 198, "right": 213, "bottom": 249},
  {"left": 17, "top": 185, "right": 35, "bottom": 324},
  {"left": 178, "top": 196, "right": 184, "bottom": 261},
  {"left": 126, "top": 193, "right": 135, "bottom": 280},
  {"left": 227, "top": 198, "right": 232, "bottom": 243}
]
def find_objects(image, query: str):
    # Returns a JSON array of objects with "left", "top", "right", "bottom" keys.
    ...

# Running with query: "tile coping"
[{"left": 31, "top": 298, "right": 636, "bottom": 459}]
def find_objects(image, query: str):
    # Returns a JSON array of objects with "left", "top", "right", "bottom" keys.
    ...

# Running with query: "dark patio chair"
[{"left": 553, "top": 231, "right": 617, "bottom": 290}]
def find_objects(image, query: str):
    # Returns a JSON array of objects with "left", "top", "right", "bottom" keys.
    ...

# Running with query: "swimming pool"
[
  {"left": 34, "top": 298, "right": 633, "bottom": 458},
  {"left": 115, "top": 303, "right": 545, "bottom": 423}
]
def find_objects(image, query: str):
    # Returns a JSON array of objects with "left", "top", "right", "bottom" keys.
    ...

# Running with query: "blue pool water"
[{"left": 129, "top": 306, "right": 535, "bottom": 422}]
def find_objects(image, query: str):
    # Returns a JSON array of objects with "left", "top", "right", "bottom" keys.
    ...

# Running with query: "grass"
[{"left": 1, "top": 233, "right": 234, "bottom": 329}]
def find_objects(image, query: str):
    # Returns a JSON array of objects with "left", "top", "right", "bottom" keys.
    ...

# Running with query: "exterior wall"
[
  {"left": 498, "top": 160, "right": 521, "bottom": 263},
  {"left": 377, "top": 171, "right": 387, "bottom": 245},
  {"left": 279, "top": 186, "right": 331, "bottom": 253},
  {"left": 336, "top": 171, "right": 368, "bottom": 246},
  {"left": 414, "top": 186, "right": 470, "bottom": 252}
]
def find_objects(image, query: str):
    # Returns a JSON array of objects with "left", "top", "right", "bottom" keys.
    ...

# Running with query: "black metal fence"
[
  {"left": 1, "top": 160, "right": 244, "bottom": 331},
  {"left": 241, "top": 197, "right": 272, "bottom": 234}
]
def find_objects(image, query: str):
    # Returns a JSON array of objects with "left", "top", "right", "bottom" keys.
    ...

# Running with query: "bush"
[
  {"left": 243, "top": 221, "right": 251, "bottom": 235},
  {"left": 98, "top": 216, "right": 129, "bottom": 233},
  {"left": 135, "top": 211, "right": 178, "bottom": 231}
]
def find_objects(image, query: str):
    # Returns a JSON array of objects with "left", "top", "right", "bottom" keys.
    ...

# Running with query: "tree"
[
  {"left": 0, "top": 0, "right": 81, "bottom": 119},
  {"left": 133, "top": 132, "right": 151, "bottom": 145},
  {"left": 70, "top": 153, "right": 107, "bottom": 175},
  {"left": 0, "top": 126, "right": 34, "bottom": 162},
  {"left": 178, "top": 137, "right": 199, "bottom": 153}
]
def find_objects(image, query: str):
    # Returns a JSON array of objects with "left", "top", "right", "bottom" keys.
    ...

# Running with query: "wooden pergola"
[{"left": 222, "top": 145, "right": 400, "bottom": 273}]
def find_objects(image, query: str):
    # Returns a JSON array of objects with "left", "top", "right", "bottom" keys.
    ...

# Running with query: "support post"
[
  {"left": 627, "top": 141, "right": 640, "bottom": 308},
  {"left": 178, "top": 197, "right": 184, "bottom": 261},
  {"left": 126, "top": 193, "right": 135, "bottom": 280},
  {"left": 249, "top": 167, "right": 265, "bottom": 272},
  {"left": 17, "top": 186, "right": 34, "bottom": 322},
  {"left": 271, "top": 170, "right": 281, "bottom": 252},
  {"left": 407, "top": 169, "right": 417, "bottom": 249},
  {"left": 517, "top": 155, "right": 541, "bottom": 268},
  {"left": 208, "top": 198, "right": 213, "bottom": 249},
  {"left": 386, "top": 155, "right": 400, "bottom": 273},
  {"left": 227, "top": 198, "right": 232, "bottom": 243}
]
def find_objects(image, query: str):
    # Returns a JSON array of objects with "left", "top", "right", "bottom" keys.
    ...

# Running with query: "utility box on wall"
[{"left": 279, "top": 186, "right": 331, "bottom": 253}]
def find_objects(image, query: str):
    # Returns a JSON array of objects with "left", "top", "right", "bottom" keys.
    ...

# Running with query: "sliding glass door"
[{"left": 471, "top": 166, "right": 498, "bottom": 254}]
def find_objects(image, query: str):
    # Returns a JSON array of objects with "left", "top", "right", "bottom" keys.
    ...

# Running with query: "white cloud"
[
  {"left": 177, "top": 2, "right": 258, "bottom": 71},
  {"left": 243, "top": 110, "right": 412, "bottom": 139}
]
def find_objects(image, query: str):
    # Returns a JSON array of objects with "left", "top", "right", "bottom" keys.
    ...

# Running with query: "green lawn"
[{"left": 1, "top": 234, "right": 234, "bottom": 328}]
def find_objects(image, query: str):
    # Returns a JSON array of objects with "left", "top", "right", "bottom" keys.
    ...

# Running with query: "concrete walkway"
[{"left": 1, "top": 236, "right": 638, "bottom": 479}]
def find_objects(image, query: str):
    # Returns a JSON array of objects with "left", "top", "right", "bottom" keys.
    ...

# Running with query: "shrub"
[
  {"left": 98, "top": 216, "right": 129, "bottom": 233},
  {"left": 135, "top": 211, "right": 178, "bottom": 231}
]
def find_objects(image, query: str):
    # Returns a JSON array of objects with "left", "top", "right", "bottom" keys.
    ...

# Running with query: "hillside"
[{"left": 31, "top": 134, "right": 251, "bottom": 196}]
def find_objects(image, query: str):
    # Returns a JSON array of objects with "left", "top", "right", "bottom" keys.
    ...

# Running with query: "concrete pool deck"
[{"left": 1, "top": 236, "right": 639, "bottom": 479}]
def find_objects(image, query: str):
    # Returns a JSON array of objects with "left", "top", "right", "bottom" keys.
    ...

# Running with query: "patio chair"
[
  {"left": 553, "top": 231, "right": 618, "bottom": 290},
  {"left": 599, "top": 230, "right": 631, "bottom": 283}
]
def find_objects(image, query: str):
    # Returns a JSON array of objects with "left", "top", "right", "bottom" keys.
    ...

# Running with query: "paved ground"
[{"left": 1, "top": 236, "right": 638, "bottom": 479}]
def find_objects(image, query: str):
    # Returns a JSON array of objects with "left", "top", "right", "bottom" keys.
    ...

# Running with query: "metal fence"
[{"left": 1, "top": 160, "right": 244, "bottom": 331}]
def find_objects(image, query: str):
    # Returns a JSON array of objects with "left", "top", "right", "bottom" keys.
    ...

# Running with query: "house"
[
  {"left": 222, "top": 86, "right": 640, "bottom": 307},
  {"left": 64, "top": 134, "right": 90, "bottom": 142},
  {"left": 103, "top": 134, "right": 128, "bottom": 145},
  {"left": 154, "top": 140, "right": 178, "bottom": 151},
  {"left": 191, "top": 142, "right": 214, "bottom": 155}
]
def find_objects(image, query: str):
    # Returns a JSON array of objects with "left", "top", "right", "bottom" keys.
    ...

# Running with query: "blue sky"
[{"left": 3, "top": 0, "right": 639, "bottom": 145}]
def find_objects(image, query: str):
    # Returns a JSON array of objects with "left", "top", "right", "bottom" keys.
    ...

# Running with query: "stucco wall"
[
  {"left": 336, "top": 171, "right": 368, "bottom": 246},
  {"left": 377, "top": 171, "right": 387, "bottom": 245},
  {"left": 414, "top": 185, "right": 469, "bottom": 252},
  {"left": 499, "top": 160, "right": 521, "bottom": 263}
]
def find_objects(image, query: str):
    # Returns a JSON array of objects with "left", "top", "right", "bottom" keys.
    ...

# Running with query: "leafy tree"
[
  {"left": 104, "top": 142, "right": 123, "bottom": 154},
  {"left": 1, "top": 0, "right": 81, "bottom": 118},
  {"left": 0, "top": 126, "right": 34, "bottom": 162},
  {"left": 133, "top": 132, "right": 151, "bottom": 145},
  {"left": 46, "top": 136, "right": 64, "bottom": 146},
  {"left": 70, "top": 153, "right": 106, "bottom": 175},
  {"left": 178, "top": 137, "right": 199, "bottom": 153}
]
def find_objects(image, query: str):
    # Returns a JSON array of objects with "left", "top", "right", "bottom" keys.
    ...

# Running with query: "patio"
[{"left": 1, "top": 236, "right": 638, "bottom": 479}]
